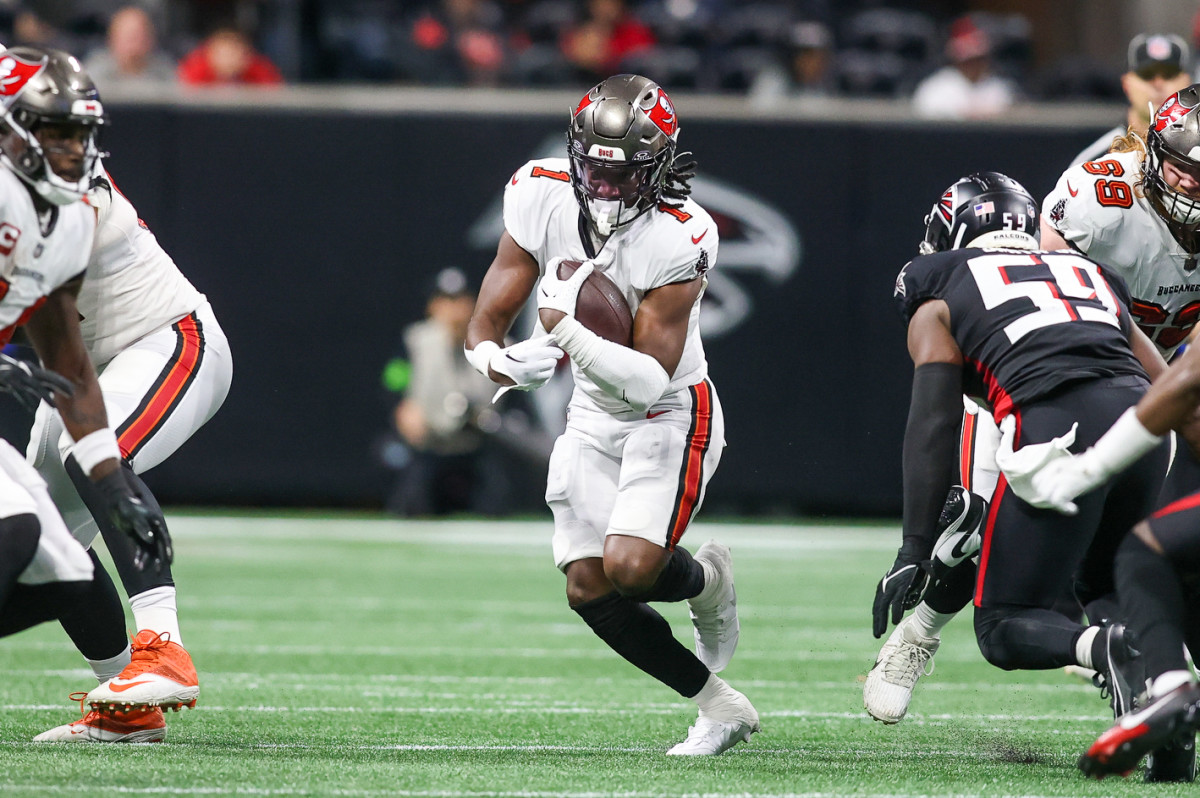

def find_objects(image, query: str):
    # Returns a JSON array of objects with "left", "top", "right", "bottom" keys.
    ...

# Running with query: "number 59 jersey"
[
  {"left": 1044, "top": 149, "right": 1198, "bottom": 357},
  {"left": 894, "top": 247, "right": 1146, "bottom": 420}
]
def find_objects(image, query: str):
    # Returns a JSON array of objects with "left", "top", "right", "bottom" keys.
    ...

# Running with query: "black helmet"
[
  {"left": 1145, "top": 85, "right": 1200, "bottom": 234},
  {"left": 0, "top": 46, "right": 107, "bottom": 206},
  {"left": 920, "top": 171, "right": 1039, "bottom": 254},
  {"left": 568, "top": 74, "right": 678, "bottom": 237}
]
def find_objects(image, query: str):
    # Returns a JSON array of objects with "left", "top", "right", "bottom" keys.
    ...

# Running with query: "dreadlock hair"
[{"left": 659, "top": 150, "right": 697, "bottom": 210}]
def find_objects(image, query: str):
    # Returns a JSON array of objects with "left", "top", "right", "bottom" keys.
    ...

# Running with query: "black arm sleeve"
[{"left": 900, "top": 362, "right": 963, "bottom": 561}]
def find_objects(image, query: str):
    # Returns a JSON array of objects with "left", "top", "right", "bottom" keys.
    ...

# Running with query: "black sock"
[
  {"left": 0, "top": 513, "right": 40, "bottom": 610},
  {"left": 65, "top": 455, "right": 174, "bottom": 594},
  {"left": 924, "top": 557, "right": 976, "bottom": 614},
  {"left": 637, "top": 546, "right": 705, "bottom": 603},
  {"left": 573, "top": 590, "right": 711, "bottom": 697},
  {"left": 58, "top": 550, "right": 130, "bottom": 660},
  {"left": 1117, "top": 534, "right": 1189, "bottom": 679}
]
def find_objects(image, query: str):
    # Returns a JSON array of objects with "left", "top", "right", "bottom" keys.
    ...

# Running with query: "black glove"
[
  {"left": 94, "top": 468, "right": 173, "bottom": 571},
  {"left": 872, "top": 555, "right": 931, "bottom": 639},
  {"left": 0, "top": 353, "right": 72, "bottom": 412}
]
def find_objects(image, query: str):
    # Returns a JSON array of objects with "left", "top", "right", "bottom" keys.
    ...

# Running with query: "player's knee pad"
[{"left": 972, "top": 605, "right": 1026, "bottom": 671}]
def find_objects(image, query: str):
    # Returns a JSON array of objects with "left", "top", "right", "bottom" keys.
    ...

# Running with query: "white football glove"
[
  {"left": 537, "top": 258, "right": 594, "bottom": 318},
  {"left": 994, "top": 416, "right": 1086, "bottom": 514},
  {"left": 486, "top": 334, "right": 562, "bottom": 392}
]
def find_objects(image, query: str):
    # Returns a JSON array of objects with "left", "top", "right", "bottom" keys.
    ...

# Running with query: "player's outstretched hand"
[
  {"left": 489, "top": 334, "right": 563, "bottom": 392},
  {"left": 995, "top": 417, "right": 1086, "bottom": 514},
  {"left": 872, "top": 556, "right": 930, "bottom": 638},
  {"left": 95, "top": 469, "right": 173, "bottom": 571},
  {"left": 537, "top": 258, "right": 594, "bottom": 318},
  {"left": 0, "top": 353, "right": 73, "bottom": 412}
]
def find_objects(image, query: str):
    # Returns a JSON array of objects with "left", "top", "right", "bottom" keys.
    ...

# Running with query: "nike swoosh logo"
[
  {"left": 646, "top": 410, "right": 668, "bottom": 419},
  {"left": 107, "top": 680, "right": 153, "bottom": 693},
  {"left": 1067, "top": 181, "right": 1078, "bottom": 197},
  {"left": 949, "top": 533, "right": 974, "bottom": 560},
  {"left": 511, "top": 174, "right": 519, "bottom": 186},
  {"left": 691, "top": 230, "right": 708, "bottom": 244}
]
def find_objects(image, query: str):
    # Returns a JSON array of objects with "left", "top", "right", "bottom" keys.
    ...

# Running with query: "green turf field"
[{"left": 0, "top": 514, "right": 1188, "bottom": 797}]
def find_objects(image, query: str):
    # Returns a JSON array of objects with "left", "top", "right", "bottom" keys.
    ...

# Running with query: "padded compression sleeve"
[
  {"left": 552, "top": 316, "right": 670, "bottom": 412},
  {"left": 902, "top": 362, "right": 963, "bottom": 560}
]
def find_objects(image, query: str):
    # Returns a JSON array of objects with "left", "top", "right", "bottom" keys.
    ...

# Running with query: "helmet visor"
[{"left": 573, "top": 157, "right": 655, "bottom": 207}]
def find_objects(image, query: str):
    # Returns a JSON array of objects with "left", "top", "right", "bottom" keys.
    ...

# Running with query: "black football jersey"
[{"left": 894, "top": 247, "right": 1146, "bottom": 417}]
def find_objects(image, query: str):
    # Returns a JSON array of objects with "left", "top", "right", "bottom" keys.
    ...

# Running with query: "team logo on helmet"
[
  {"left": 1154, "top": 92, "right": 1191, "bottom": 133},
  {"left": 0, "top": 54, "right": 45, "bottom": 103},
  {"left": 573, "top": 88, "right": 597, "bottom": 119},
  {"left": 647, "top": 89, "right": 677, "bottom": 137}
]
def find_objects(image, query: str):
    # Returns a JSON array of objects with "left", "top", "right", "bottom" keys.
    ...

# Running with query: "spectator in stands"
[
  {"left": 11, "top": 5, "right": 74, "bottom": 52},
  {"left": 750, "top": 20, "right": 834, "bottom": 103},
  {"left": 399, "top": 0, "right": 508, "bottom": 86},
  {"left": 86, "top": 6, "right": 176, "bottom": 91},
  {"left": 386, "top": 268, "right": 509, "bottom": 516},
  {"left": 1071, "top": 33, "right": 1192, "bottom": 166},
  {"left": 912, "top": 16, "right": 1015, "bottom": 120},
  {"left": 177, "top": 26, "right": 283, "bottom": 86},
  {"left": 561, "top": 0, "right": 655, "bottom": 83}
]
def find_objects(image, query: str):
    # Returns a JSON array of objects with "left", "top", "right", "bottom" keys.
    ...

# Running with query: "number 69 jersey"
[
  {"left": 1044, "top": 149, "right": 1199, "bottom": 357},
  {"left": 894, "top": 246, "right": 1147, "bottom": 420}
]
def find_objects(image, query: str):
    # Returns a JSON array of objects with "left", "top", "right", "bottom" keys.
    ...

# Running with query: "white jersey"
[
  {"left": 78, "top": 167, "right": 204, "bottom": 365},
  {"left": 0, "top": 168, "right": 94, "bottom": 344},
  {"left": 503, "top": 157, "right": 716, "bottom": 413},
  {"left": 1044, "top": 148, "right": 1200, "bottom": 357}
]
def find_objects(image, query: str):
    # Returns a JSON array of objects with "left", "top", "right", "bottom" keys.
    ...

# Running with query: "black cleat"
[
  {"left": 1091, "top": 624, "right": 1143, "bottom": 719},
  {"left": 1145, "top": 729, "right": 1196, "bottom": 783}
]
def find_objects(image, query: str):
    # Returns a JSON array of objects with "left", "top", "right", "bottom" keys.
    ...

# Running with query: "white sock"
[
  {"left": 1075, "top": 625, "right": 1101, "bottom": 669},
  {"left": 692, "top": 558, "right": 719, "bottom": 605},
  {"left": 690, "top": 673, "right": 733, "bottom": 713},
  {"left": 1151, "top": 670, "right": 1194, "bottom": 698},
  {"left": 911, "top": 603, "right": 954, "bottom": 639},
  {"left": 130, "top": 585, "right": 182, "bottom": 645},
  {"left": 88, "top": 647, "right": 131, "bottom": 682}
]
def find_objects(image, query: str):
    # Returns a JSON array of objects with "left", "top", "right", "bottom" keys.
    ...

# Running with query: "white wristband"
[
  {"left": 1087, "top": 407, "right": 1163, "bottom": 478},
  {"left": 71, "top": 428, "right": 121, "bottom": 476},
  {"left": 465, "top": 340, "right": 501, "bottom": 378}
]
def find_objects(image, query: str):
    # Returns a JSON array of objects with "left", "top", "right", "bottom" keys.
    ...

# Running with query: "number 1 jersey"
[{"left": 894, "top": 247, "right": 1146, "bottom": 419}]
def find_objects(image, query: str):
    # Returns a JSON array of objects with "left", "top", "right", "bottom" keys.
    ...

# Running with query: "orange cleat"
[
  {"left": 87, "top": 630, "right": 199, "bottom": 712},
  {"left": 34, "top": 692, "right": 166, "bottom": 743}
]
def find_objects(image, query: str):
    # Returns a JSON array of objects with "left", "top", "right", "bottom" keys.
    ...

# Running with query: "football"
[{"left": 556, "top": 260, "right": 634, "bottom": 347}]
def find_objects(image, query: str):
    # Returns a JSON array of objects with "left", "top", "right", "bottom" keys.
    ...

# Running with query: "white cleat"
[
  {"left": 33, "top": 694, "right": 166, "bottom": 743},
  {"left": 689, "top": 540, "right": 739, "bottom": 672},
  {"left": 667, "top": 686, "right": 761, "bottom": 756},
  {"left": 863, "top": 615, "right": 939, "bottom": 724}
]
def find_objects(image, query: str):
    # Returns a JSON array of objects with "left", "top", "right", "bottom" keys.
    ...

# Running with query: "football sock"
[
  {"left": 691, "top": 673, "right": 752, "bottom": 721},
  {"left": 58, "top": 551, "right": 130, "bottom": 661},
  {"left": 0, "top": 513, "right": 40, "bottom": 609},
  {"left": 130, "top": 585, "right": 182, "bottom": 645},
  {"left": 637, "top": 546, "right": 705, "bottom": 603},
  {"left": 974, "top": 604, "right": 1083, "bottom": 670},
  {"left": 912, "top": 602, "right": 955, "bottom": 639},
  {"left": 573, "top": 590, "right": 711, "bottom": 698},
  {"left": 1116, "top": 533, "right": 1189, "bottom": 678},
  {"left": 65, "top": 456, "right": 175, "bottom": 596},
  {"left": 1075, "top": 625, "right": 1100, "bottom": 670},
  {"left": 922, "top": 556, "right": 975, "bottom": 614},
  {"left": 87, "top": 647, "right": 132, "bottom": 683}
]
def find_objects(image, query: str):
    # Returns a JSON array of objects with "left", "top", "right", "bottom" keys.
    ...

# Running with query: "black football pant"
[{"left": 974, "top": 377, "right": 1168, "bottom": 671}]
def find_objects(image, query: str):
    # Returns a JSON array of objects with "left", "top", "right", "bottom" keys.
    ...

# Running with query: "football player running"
[
  {"left": 29, "top": 85, "right": 232, "bottom": 741},
  {"left": 465, "top": 74, "right": 758, "bottom": 755},
  {"left": 866, "top": 88, "right": 1200, "bottom": 757},
  {"left": 0, "top": 46, "right": 171, "bottom": 727},
  {"left": 881, "top": 172, "right": 1169, "bottom": 736}
]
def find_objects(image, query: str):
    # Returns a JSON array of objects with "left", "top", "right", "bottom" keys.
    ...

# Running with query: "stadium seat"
[
  {"left": 834, "top": 49, "right": 908, "bottom": 98},
  {"left": 841, "top": 8, "right": 937, "bottom": 64},
  {"left": 710, "top": 46, "right": 780, "bottom": 93},
  {"left": 618, "top": 46, "right": 703, "bottom": 91},
  {"left": 520, "top": 0, "right": 579, "bottom": 46}
]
